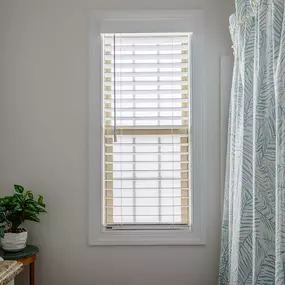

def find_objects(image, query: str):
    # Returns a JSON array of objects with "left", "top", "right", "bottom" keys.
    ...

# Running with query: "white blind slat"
[
  {"left": 104, "top": 45, "right": 186, "bottom": 52},
  {"left": 104, "top": 36, "right": 188, "bottom": 44},
  {"left": 104, "top": 90, "right": 188, "bottom": 95},
  {"left": 104, "top": 54, "right": 187, "bottom": 60},
  {"left": 104, "top": 62, "right": 188, "bottom": 68},
  {"left": 105, "top": 107, "right": 188, "bottom": 111},
  {"left": 105, "top": 99, "right": 188, "bottom": 104},
  {"left": 104, "top": 82, "right": 187, "bottom": 87},
  {"left": 104, "top": 72, "right": 188, "bottom": 77}
]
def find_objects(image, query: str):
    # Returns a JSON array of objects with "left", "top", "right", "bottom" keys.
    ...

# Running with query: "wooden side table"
[{"left": 0, "top": 245, "right": 39, "bottom": 285}]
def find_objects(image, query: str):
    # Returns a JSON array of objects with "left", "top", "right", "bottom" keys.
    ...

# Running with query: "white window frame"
[{"left": 89, "top": 9, "right": 205, "bottom": 245}]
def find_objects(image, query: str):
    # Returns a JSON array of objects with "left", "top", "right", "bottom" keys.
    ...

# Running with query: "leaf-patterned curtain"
[{"left": 219, "top": 0, "right": 285, "bottom": 284}]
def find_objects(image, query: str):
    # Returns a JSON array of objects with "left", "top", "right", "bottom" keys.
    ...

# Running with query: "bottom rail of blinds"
[{"left": 105, "top": 223, "right": 191, "bottom": 230}]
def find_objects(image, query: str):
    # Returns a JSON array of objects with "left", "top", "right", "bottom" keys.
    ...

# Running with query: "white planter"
[{"left": 1, "top": 230, "right": 28, "bottom": 252}]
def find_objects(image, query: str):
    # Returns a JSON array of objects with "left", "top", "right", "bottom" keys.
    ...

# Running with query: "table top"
[
  {"left": 0, "top": 261, "right": 23, "bottom": 285},
  {"left": 0, "top": 245, "right": 39, "bottom": 260}
]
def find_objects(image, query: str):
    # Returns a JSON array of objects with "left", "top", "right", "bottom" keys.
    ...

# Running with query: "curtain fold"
[{"left": 219, "top": 0, "right": 285, "bottom": 284}]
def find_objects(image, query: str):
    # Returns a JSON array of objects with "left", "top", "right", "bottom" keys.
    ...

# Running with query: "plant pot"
[{"left": 1, "top": 230, "right": 28, "bottom": 252}]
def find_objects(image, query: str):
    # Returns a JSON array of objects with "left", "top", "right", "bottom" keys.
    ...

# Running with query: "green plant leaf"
[
  {"left": 15, "top": 194, "right": 24, "bottom": 203},
  {"left": 38, "top": 195, "right": 44, "bottom": 204},
  {"left": 38, "top": 202, "right": 46, "bottom": 208},
  {"left": 14, "top": 185, "right": 24, "bottom": 194},
  {"left": 38, "top": 207, "right": 47, "bottom": 213},
  {"left": 26, "top": 199, "right": 36, "bottom": 204},
  {"left": 4, "top": 197, "right": 9, "bottom": 204},
  {"left": 26, "top": 215, "right": 40, "bottom": 223},
  {"left": 26, "top": 191, "right": 33, "bottom": 200},
  {"left": 27, "top": 204, "right": 40, "bottom": 214},
  {"left": 0, "top": 225, "right": 5, "bottom": 239},
  {"left": 24, "top": 209, "right": 38, "bottom": 216}
]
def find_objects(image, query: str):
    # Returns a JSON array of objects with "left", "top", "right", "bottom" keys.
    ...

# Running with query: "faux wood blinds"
[{"left": 102, "top": 33, "right": 192, "bottom": 228}]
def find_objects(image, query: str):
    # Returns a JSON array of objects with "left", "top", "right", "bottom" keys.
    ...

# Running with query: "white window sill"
[{"left": 89, "top": 226, "right": 206, "bottom": 246}]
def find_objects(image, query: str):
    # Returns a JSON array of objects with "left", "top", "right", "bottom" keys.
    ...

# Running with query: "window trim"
[{"left": 89, "top": 9, "right": 206, "bottom": 245}]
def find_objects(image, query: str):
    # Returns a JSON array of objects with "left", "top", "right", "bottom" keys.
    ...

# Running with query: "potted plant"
[{"left": 0, "top": 185, "right": 46, "bottom": 252}]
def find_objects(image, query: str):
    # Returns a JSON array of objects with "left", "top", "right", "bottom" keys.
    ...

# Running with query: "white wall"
[{"left": 0, "top": 1, "right": 234, "bottom": 285}]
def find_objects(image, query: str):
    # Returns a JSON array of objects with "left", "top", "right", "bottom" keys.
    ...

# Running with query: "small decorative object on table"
[
  {"left": 0, "top": 245, "right": 39, "bottom": 285},
  {"left": 0, "top": 185, "right": 46, "bottom": 252}
]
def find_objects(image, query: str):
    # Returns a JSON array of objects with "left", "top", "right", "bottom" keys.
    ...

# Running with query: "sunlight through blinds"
[{"left": 102, "top": 33, "right": 192, "bottom": 229}]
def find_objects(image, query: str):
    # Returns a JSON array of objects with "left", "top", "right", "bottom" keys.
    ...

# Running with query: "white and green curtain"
[{"left": 219, "top": 0, "right": 285, "bottom": 284}]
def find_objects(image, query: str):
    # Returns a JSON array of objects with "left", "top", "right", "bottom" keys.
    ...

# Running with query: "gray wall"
[{"left": 0, "top": 0, "right": 235, "bottom": 284}]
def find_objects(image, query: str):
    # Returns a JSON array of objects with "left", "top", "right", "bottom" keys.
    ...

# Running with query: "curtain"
[{"left": 219, "top": 0, "right": 285, "bottom": 284}]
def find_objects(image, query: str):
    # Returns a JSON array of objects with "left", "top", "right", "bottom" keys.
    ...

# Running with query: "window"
[
  {"left": 102, "top": 33, "right": 191, "bottom": 228},
  {"left": 89, "top": 10, "right": 205, "bottom": 245}
]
